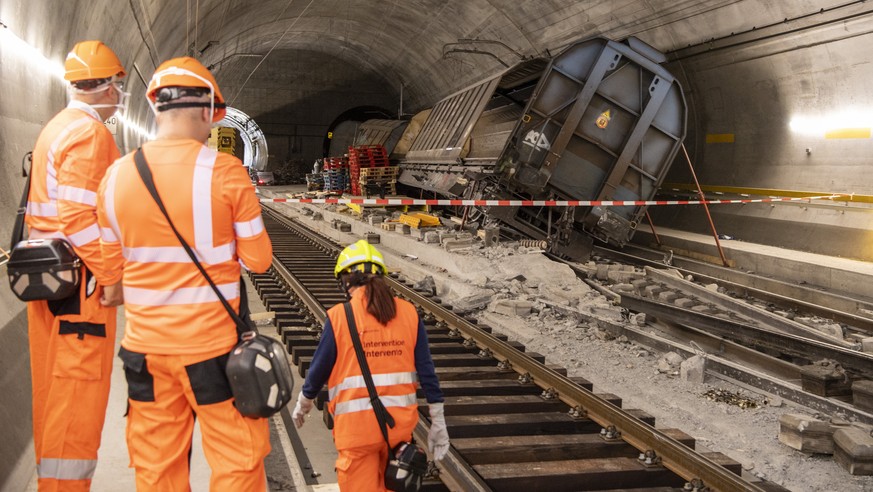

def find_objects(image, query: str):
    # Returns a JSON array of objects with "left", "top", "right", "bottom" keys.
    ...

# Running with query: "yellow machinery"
[{"left": 208, "top": 127, "right": 242, "bottom": 158}]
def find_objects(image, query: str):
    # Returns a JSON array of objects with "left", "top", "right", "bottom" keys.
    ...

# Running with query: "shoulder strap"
[
  {"left": 343, "top": 301, "right": 396, "bottom": 451},
  {"left": 11, "top": 152, "right": 33, "bottom": 250},
  {"left": 133, "top": 147, "right": 251, "bottom": 338}
]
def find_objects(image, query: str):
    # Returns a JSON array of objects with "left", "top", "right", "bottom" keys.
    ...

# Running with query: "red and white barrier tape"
[{"left": 259, "top": 194, "right": 844, "bottom": 207}]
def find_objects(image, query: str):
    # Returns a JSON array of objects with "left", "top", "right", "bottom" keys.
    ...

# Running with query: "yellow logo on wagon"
[{"left": 596, "top": 109, "right": 611, "bottom": 129}]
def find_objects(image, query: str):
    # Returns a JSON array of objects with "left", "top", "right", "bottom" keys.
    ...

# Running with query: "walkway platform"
[{"left": 633, "top": 226, "right": 873, "bottom": 302}]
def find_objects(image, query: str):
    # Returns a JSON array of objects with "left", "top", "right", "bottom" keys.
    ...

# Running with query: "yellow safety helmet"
[
  {"left": 146, "top": 57, "right": 226, "bottom": 122},
  {"left": 334, "top": 240, "right": 387, "bottom": 278},
  {"left": 64, "top": 40, "right": 126, "bottom": 82}
]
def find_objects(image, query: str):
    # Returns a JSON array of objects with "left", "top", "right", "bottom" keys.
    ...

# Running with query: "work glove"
[
  {"left": 292, "top": 394, "right": 315, "bottom": 429},
  {"left": 427, "top": 402, "right": 450, "bottom": 461}
]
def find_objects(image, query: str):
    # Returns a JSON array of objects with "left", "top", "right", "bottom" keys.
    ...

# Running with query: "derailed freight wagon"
[{"left": 359, "top": 36, "right": 687, "bottom": 260}]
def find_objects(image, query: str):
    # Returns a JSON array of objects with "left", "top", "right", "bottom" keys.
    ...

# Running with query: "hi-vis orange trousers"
[
  {"left": 119, "top": 346, "right": 270, "bottom": 491},
  {"left": 28, "top": 274, "right": 116, "bottom": 492}
]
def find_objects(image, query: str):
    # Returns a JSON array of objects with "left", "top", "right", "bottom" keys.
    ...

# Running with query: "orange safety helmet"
[
  {"left": 64, "top": 40, "right": 126, "bottom": 82},
  {"left": 146, "top": 57, "right": 226, "bottom": 122}
]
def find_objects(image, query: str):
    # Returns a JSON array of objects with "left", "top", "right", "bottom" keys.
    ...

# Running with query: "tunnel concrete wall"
[
  {"left": 0, "top": 31, "right": 51, "bottom": 492},
  {"left": 0, "top": 3, "right": 138, "bottom": 487},
  {"left": 659, "top": 9, "right": 873, "bottom": 261}
]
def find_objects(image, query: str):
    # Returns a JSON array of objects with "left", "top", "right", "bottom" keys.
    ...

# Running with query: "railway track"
[
  {"left": 567, "top": 247, "right": 873, "bottom": 423},
  {"left": 252, "top": 206, "right": 785, "bottom": 492}
]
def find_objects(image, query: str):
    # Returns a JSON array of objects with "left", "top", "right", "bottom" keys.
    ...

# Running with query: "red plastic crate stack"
[{"left": 348, "top": 145, "right": 389, "bottom": 195}]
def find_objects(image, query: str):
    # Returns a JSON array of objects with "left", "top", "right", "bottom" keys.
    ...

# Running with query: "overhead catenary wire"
[{"left": 228, "top": 0, "right": 317, "bottom": 107}]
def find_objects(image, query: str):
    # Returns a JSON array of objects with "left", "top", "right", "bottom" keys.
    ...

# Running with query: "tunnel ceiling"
[{"left": 5, "top": 0, "right": 856, "bottom": 124}]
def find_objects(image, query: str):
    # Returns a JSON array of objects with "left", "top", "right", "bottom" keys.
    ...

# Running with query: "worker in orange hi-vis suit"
[
  {"left": 24, "top": 40, "right": 128, "bottom": 491},
  {"left": 96, "top": 56, "right": 273, "bottom": 491}
]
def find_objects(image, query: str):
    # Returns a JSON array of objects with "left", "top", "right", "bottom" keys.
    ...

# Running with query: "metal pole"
[
  {"left": 681, "top": 144, "right": 730, "bottom": 267},
  {"left": 645, "top": 210, "right": 662, "bottom": 246}
]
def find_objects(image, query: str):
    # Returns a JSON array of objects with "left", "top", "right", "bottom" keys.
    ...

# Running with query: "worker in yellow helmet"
[
  {"left": 24, "top": 40, "right": 127, "bottom": 491},
  {"left": 96, "top": 56, "right": 272, "bottom": 489},
  {"left": 293, "top": 240, "right": 450, "bottom": 491}
]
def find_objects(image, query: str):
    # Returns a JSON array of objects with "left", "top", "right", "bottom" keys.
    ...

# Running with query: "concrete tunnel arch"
[{"left": 217, "top": 107, "right": 268, "bottom": 171}]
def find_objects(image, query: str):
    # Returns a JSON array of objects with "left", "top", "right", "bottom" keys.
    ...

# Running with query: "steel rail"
[
  {"left": 387, "top": 279, "right": 764, "bottom": 492},
  {"left": 593, "top": 244, "right": 873, "bottom": 334},
  {"left": 620, "top": 294, "right": 873, "bottom": 379}
]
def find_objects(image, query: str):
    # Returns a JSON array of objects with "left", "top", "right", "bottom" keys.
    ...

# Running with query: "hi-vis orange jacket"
[
  {"left": 326, "top": 288, "right": 420, "bottom": 450},
  {"left": 26, "top": 100, "right": 120, "bottom": 283},
  {"left": 96, "top": 139, "right": 272, "bottom": 355}
]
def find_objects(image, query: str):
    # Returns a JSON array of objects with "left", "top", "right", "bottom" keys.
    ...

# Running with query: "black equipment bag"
[
  {"left": 225, "top": 329, "right": 296, "bottom": 418},
  {"left": 342, "top": 303, "right": 428, "bottom": 492},
  {"left": 7, "top": 152, "right": 82, "bottom": 302},
  {"left": 133, "top": 148, "right": 293, "bottom": 419}
]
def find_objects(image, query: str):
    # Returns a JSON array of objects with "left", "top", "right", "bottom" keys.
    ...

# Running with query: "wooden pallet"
[{"left": 359, "top": 166, "right": 400, "bottom": 178}]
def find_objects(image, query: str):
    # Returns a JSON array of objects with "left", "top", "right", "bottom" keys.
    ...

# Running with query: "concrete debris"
[
  {"left": 660, "top": 351, "right": 684, "bottom": 368},
  {"left": 795, "top": 317, "right": 845, "bottom": 339},
  {"left": 644, "top": 285, "right": 665, "bottom": 298},
  {"left": 657, "top": 359, "right": 673, "bottom": 373},
  {"left": 587, "top": 306, "right": 623, "bottom": 321},
  {"left": 494, "top": 273, "right": 527, "bottom": 283},
  {"left": 595, "top": 264, "right": 609, "bottom": 280},
  {"left": 658, "top": 291, "right": 679, "bottom": 303},
  {"left": 607, "top": 269, "right": 645, "bottom": 284},
  {"left": 490, "top": 299, "right": 534, "bottom": 316},
  {"left": 478, "top": 227, "right": 500, "bottom": 247},
  {"left": 452, "top": 292, "right": 493, "bottom": 313},
  {"left": 863, "top": 337, "right": 873, "bottom": 353},
  {"left": 767, "top": 396, "right": 784, "bottom": 407},
  {"left": 705, "top": 283, "right": 720, "bottom": 292},
  {"left": 443, "top": 238, "right": 474, "bottom": 251},
  {"left": 423, "top": 231, "right": 440, "bottom": 244},
  {"left": 368, "top": 215, "right": 384, "bottom": 226},
  {"left": 311, "top": 212, "right": 323, "bottom": 221},
  {"left": 674, "top": 297, "right": 696, "bottom": 308},
  {"left": 680, "top": 355, "right": 706, "bottom": 384},
  {"left": 631, "top": 279, "right": 649, "bottom": 290},
  {"left": 538, "top": 284, "right": 580, "bottom": 307},
  {"left": 612, "top": 283, "right": 635, "bottom": 293},
  {"left": 630, "top": 313, "right": 646, "bottom": 326},
  {"left": 594, "top": 329, "right": 615, "bottom": 341},
  {"left": 413, "top": 275, "right": 437, "bottom": 296}
]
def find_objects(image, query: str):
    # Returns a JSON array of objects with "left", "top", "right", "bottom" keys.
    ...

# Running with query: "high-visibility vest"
[
  {"left": 96, "top": 139, "right": 272, "bottom": 355},
  {"left": 326, "top": 288, "right": 420, "bottom": 450},
  {"left": 26, "top": 100, "right": 120, "bottom": 284}
]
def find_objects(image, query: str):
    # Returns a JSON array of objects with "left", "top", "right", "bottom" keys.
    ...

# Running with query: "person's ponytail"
[
  {"left": 343, "top": 271, "right": 397, "bottom": 324},
  {"left": 365, "top": 274, "right": 396, "bottom": 324}
]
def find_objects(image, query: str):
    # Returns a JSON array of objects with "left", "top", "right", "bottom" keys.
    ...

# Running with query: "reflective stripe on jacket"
[
  {"left": 27, "top": 100, "right": 120, "bottom": 283},
  {"left": 327, "top": 288, "right": 420, "bottom": 450},
  {"left": 96, "top": 139, "right": 272, "bottom": 355}
]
